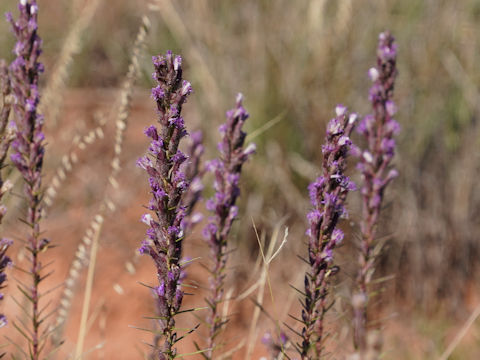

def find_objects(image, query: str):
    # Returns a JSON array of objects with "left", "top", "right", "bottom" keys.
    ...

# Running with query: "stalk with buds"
[
  {"left": 7, "top": 1, "right": 51, "bottom": 358},
  {"left": 203, "top": 94, "right": 255, "bottom": 358},
  {"left": 352, "top": 31, "right": 399, "bottom": 355},
  {"left": 138, "top": 51, "right": 193, "bottom": 360},
  {"left": 299, "top": 105, "right": 356, "bottom": 359}
]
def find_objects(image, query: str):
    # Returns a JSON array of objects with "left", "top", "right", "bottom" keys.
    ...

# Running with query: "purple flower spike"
[
  {"left": 203, "top": 93, "right": 255, "bottom": 358},
  {"left": 353, "top": 31, "right": 398, "bottom": 353},
  {"left": 7, "top": 1, "right": 49, "bottom": 357},
  {"left": 299, "top": 106, "right": 356, "bottom": 359},
  {"left": 138, "top": 51, "right": 194, "bottom": 360}
]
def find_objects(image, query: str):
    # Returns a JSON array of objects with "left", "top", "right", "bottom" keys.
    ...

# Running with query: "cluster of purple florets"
[
  {"left": 306, "top": 105, "right": 356, "bottom": 265},
  {"left": 300, "top": 104, "right": 357, "bottom": 358},
  {"left": 7, "top": 0, "right": 44, "bottom": 178},
  {"left": 2, "top": 2, "right": 49, "bottom": 357},
  {"left": 352, "top": 31, "right": 399, "bottom": 352},
  {"left": 203, "top": 93, "right": 255, "bottom": 355},
  {"left": 356, "top": 31, "right": 399, "bottom": 214},
  {"left": 137, "top": 51, "right": 193, "bottom": 359},
  {"left": 203, "top": 94, "right": 255, "bottom": 252}
]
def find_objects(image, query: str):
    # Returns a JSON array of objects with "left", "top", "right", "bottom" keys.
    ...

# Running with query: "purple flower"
[
  {"left": 141, "top": 213, "right": 153, "bottom": 226},
  {"left": 332, "top": 228, "right": 344, "bottom": 245},
  {"left": 203, "top": 93, "right": 255, "bottom": 358},
  {"left": 335, "top": 104, "right": 347, "bottom": 117},
  {"left": 299, "top": 105, "right": 356, "bottom": 359},
  {"left": 138, "top": 51, "right": 194, "bottom": 359},
  {"left": 322, "top": 249, "right": 333, "bottom": 262},
  {"left": 167, "top": 226, "right": 179, "bottom": 236},
  {"left": 353, "top": 31, "right": 399, "bottom": 352},
  {"left": 6, "top": 1, "right": 49, "bottom": 357},
  {"left": 168, "top": 116, "right": 185, "bottom": 129},
  {"left": 139, "top": 240, "right": 151, "bottom": 255},
  {"left": 144, "top": 125, "right": 159, "bottom": 139},
  {"left": 136, "top": 156, "right": 152, "bottom": 170},
  {"left": 181, "top": 80, "right": 192, "bottom": 97},
  {"left": 151, "top": 85, "right": 165, "bottom": 100},
  {"left": 307, "top": 209, "right": 322, "bottom": 224},
  {"left": 203, "top": 222, "right": 218, "bottom": 239},
  {"left": 156, "top": 283, "right": 166, "bottom": 297}
]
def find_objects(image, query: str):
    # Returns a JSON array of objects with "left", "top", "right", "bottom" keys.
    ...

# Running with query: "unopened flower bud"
[
  {"left": 141, "top": 213, "right": 153, "bottom": 226},
  {"left": 363, "top": 151, "right": 373, "bottom": 163},
  {"left": 173, "top": 55, "right": 182, "bottom": 71},
  {"left": 368, "top": 67, "right": 379, "bottom": 82},
  {"left": 243, "top": 143, "right": 256, "bottom": 156},
  {"left": 181, "top": 80, "right": 192, "bottom": 97},
  {"left": 349, "top": 113, "right": 358, "bottom": 124},
  {"left": 385, "top": 100, "right": 397, "bottom": 116},
  {"left": 335, "top": 104, "right": 347, "bottom": 117}
]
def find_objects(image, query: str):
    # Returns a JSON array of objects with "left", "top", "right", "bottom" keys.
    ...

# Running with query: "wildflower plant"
[
  {"left": 353, "top": 31, "right": 399, "bottom": 353},
  {"left": 6, "top": 1, "right": 52, "bottom": 358},
  {"left": 203, "top": 93, "right": 255, "bottom": 357},
  {"left": 297, "top": 105, "right": 356, "bottom": 359},
  {"left": 137, "top": 51, "right": 193, "bottom": 360}
]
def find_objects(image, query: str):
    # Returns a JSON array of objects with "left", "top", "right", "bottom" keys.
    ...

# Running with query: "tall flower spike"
[
  {"left": 138, "top": 51, "right": 193, "bottom": 360},
  {"left": 7, "top": 1, "right": 49, "bottom": 358},
  {"left": 299, "top": 106, "right": 356, "bottom": 360},
  {"left": 203, "top": 93, "right": 255, "bottom": 358},
  {"left": 353, "top": 31, "right": 399, "bottom": 355}
]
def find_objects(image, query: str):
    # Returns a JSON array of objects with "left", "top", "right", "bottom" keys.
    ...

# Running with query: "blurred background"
[{"left": 1, "top": 0, "right": 480, "bottom": 359}]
